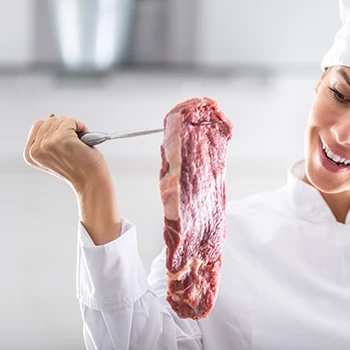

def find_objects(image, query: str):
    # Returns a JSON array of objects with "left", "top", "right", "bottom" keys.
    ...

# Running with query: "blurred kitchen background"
[{"left": 0, "top": 0, "right": 340, "bottom": 349}]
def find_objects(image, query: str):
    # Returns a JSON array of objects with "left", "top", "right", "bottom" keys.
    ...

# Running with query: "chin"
[{"left": 304, "top": 157, "right": 348, "bottom": 194}]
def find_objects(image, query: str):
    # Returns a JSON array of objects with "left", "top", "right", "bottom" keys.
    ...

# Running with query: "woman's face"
[{"left": 304, "top": 65, "right": 350, "bottom": 194}]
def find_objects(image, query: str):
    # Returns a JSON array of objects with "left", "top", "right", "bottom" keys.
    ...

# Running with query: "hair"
[{"left": 321, "top": 66, "right": 332, "bottom": 80}]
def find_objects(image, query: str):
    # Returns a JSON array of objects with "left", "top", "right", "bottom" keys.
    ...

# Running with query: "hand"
[
  {"left": 24, "top": 114, "right": 121, "bottom": 244},
  {"left": 23, "top": 114, "right": 108, "bottom": 192}
]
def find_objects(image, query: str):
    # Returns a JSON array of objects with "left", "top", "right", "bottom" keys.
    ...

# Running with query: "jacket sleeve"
[{"left": 76, "top": 218, "right": 202, "bottom": 350}]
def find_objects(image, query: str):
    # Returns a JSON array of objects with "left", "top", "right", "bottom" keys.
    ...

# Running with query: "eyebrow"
[{"left": 337, "top": 68, "right": 350, "bottom": 87}]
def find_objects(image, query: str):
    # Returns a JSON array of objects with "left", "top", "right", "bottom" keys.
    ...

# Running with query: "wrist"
[
  {"left": 73, "top": 165, "right": 112, "bottom": 197},
  {"left": 76, "top": 170, "right": 122, "bottom": 245}
]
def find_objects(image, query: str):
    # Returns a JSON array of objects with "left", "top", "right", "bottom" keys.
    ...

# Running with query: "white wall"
[
  {"left": 0, "top": 71, "right": 317, "bottom": 349},
  {"left": 194, "top": 0, "right": 340, "bottom": 67},
  {"left": 0, "top": 0, "right": 34, "bottom": 64},
  {"left": 0, "top": 1, "right": 341, "bottom": 67},
  {"left": 0, "top": 71, "right": 313, "bottom": 159}
]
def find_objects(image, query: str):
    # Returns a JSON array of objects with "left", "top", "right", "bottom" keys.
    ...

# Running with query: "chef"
[{"left": 23, "top": 0, "right": 350, "bottom": 349}]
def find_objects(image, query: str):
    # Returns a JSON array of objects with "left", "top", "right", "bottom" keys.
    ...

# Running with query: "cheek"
[
  {"left": 304, "top": 93, "right": 337, "bottom": 155},
  {"left": 308, "top": 93, "right": 340, "bottom": 128}
]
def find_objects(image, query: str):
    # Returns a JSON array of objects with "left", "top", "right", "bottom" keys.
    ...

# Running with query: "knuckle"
[
  {"left": 23, "top": 149, "right": 36, "bottom": 167},
  {"left": 28, "top": 139, "right": 57, "bottom": 169},
  {"left": 33, "top": 120, "right": 44, "bottom": 128},
  {"left": 41, "top": 138, "right": 55, "bottom": 152},
  {"left": 51, "top": 133, "right": 65, "bottom": 147},
  {"left": 27, "top": 145, "right": 44, "bottom": 168},
  {"left": 29, "top": 143, "right": 41, "bottom": 159},
  {"left": 58, "top": 116, "right": 68, "bottom": 122},
  {"left": 54, "top": 133, "right": 69, "bottom": 145}
]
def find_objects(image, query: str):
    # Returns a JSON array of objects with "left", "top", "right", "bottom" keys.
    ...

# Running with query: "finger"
[
  {"left": 24, "top": 115, "right": 58, "bottom": 168},
  {"left": 42, "top": 113, "right": 58, "bottom": 138},
  {"left": 35, "top": 115, "right": 58, "bottom": 141},
  {"left": 46, "top": 116, "right": 68, "bottom": 137},
  {"left": 56, "top": 117, "right": 89, "bottom": 138},
  {"left": 33, "top": 117, "right": 89, "bottom": 174},
  {"left": 23, "top": 120, "right": 45, "bottom": 166}
]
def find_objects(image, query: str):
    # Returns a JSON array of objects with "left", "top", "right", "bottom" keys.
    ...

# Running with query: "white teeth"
[
  {"left": 322, "top": 141, "right": 350, "bottom": 165},
  {"left": 332, "top": 154, "right": 341, "bottom": 162},
  {"left": 327, "top": 150, "right": 335, "bottom": 158}
]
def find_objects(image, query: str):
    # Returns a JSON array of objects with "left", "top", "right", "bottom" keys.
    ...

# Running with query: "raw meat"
[{"left": 159, "top": 97, "right": 233, "bottom": 319}]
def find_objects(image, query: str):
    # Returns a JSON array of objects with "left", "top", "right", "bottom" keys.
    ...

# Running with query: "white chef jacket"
[{"left": 76, "top": 160, "right": 350, "bottom": 350}]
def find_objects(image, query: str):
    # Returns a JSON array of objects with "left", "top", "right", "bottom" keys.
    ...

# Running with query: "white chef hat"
[{"left": 321, "top": 0, "right": 350, "bottom": 70}]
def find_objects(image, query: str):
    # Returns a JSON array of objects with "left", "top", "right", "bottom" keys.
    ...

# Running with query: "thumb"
[{"left": 58, "top": 117, "right": 90, "bottom": 135}]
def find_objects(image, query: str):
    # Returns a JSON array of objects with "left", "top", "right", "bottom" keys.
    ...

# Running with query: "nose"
[{"left": 331, "top": 118, "right": 350, "bottom": 146}]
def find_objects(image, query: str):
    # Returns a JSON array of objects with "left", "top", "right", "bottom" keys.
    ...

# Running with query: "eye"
[{"left": 328, "top": 87, "right": 349, "bottom": 104}]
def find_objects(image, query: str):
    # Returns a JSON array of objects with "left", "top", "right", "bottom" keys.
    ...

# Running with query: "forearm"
[{"left": 76, "top": 171, "right": 121, "bottom": 245}]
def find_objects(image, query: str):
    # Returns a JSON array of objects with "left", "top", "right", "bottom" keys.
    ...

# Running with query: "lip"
[{"left": 318, "top": 139, "right": 350, "bottom": 173}]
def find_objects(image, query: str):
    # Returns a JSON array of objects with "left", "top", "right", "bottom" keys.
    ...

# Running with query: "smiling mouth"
[{"left": 321, "top": 141, "right": 350, "bottom": 167}]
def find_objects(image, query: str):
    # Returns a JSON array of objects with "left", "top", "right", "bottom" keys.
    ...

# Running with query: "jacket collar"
[{"left": 287, "top": 160, "right": 350, "bottom": 225}]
